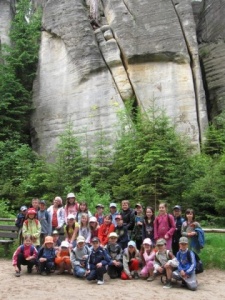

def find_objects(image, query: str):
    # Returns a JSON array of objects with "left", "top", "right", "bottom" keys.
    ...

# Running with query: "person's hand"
[
  {"left": 188, "top": 232, "right": 196, "bottom": 237},
  {"left": 164, "top": 234, "right": 169, "bottom": 240},
  {"left": 14, "top": 266, "right": 19, "bottom": 272},
  {"left": 96, "top": 262, "right": 102, "bottom": 268},
  {"left": 26, "top": 256, "right": 32, "bottom": 261},
  {"left": 180, "top": 270, "right": 186, "bottom": 278},
  {"left": 128, "top": 274, "right": 132, "bottom": 279},
  {"left": 85, "top": 270, "right": 90, "bottom": 275},
  {"left": 39, "top": 257, "right": 47, "bottom": 262},
  {"left": 158, "top": 266, "right": 164, "bottom": 273}
]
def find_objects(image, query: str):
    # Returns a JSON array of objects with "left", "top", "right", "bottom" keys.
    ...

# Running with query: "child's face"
[
  {"left": 22, "top": 210, "right": 27, "bottom": 215},
  {"left": 143, "top": 243, "right": 151, "bottom": 250},
  {"left": 28, "top": 214, "right": 35, "bottom": 219},
  {"left": 179, "top": 243, "right": 188, "bottom": 251},
  {"left": 173, "top": 209, "right": 181, "bottom": 217},
  {"left": 157, "top": 244, "right": 166, "bottom": 253},
  {"left": 68, "top": 197, "right": 75, "bottom": 204},
  {"left": 92, "top": 241, "right": 100, "bottom": 250},
  {"left": 81, "top": 215, "right": 88, "bottom": 224},
  {"left": 32, "top": 200, "right": 39, "bottom": 209},
  {"left": 186, "top": 212, "right": 194, "bottom": 220},
  {"left": 110, "top": 207, "right": 116, "bottom": 213},
  {"left": 136, "top": 206, "right": 142, "bottom": 214},
  {"left": 89, "top": 221, "right": 97, "bottom": 229},
  {"left": 116, "top": 218, "right": 123, "bottom": 225},
  {"left": 24, "top": 238, "right": 32, "bottom": 246},
  {"left": 97, "top": 207, "right": 103, "bottom": 214},
  {"left": 109, "top": 237, "right": 117, "bottom": 244},
  {"left": 128, "top": 245, "right": 135, "bottom": 253},
  {"left": 146, "top": 209, "right": 153, "bottom": 218},
  {"left": 122, "top": 201, "right": 129, "bottom": 210},
  {"left": 80, "top": 204, "right": 86, "bottom": 211},
  {"left": 77, "top": 242, "right": 85, "bottom": 249},
  {"left": 45, "top": 242, "right": 53, "bottom": 248},
  {"left": 159, "top": 204, "right": 166, "bottom": 214},
  {"left": 39, "top": 203, "right": 45, "bottom": 211},
  {"left": 53, "top": 235, "right": 59, "bottom": 242},
  {"left": 104, "top": 216, "right": 111, "bottom": 225},
  {"left": 68, "top": 218, "right": 75, "bottom": 225}
]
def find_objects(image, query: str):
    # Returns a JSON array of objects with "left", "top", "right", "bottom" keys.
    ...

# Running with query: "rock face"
[
  {"left": 0, "top": 0, "right": 15, "bottom": 45},
  {"left": 196, "top": 0, "right": 225, "bottom": 119},
  {"left": 1, "top": 0, "right": 210, "bottom": 156}
]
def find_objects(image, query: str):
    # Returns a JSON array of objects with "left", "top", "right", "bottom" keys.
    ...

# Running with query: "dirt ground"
[{"left": 0, "top": 259, "right": 224, "bottom": 300}]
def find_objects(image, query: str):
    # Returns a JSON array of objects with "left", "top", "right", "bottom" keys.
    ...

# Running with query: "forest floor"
[{"left": 0, "top": 259, "right": 224, "bottom": 300}]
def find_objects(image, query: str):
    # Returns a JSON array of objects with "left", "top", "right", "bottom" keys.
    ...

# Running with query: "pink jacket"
[
  {"left": 12, "top": 244, "right": 38, "bottom": 266},
  {"left": 154, "top": 213, "right": 176, "bottom": 241}
]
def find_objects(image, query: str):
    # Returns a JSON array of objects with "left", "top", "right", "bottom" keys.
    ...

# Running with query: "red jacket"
[{"left": 98, "top": 223, "right": 115, "bottom": 246}]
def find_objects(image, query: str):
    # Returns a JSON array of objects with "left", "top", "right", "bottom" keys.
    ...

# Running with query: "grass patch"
[{"left": 200, "top": 233, "right": 225, "bottom": 270}]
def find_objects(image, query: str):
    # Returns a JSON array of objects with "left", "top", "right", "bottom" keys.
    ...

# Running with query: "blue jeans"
[
  {"left": 86, "top": 266, "right": 107, "bottom": 281},
  {"left": 74, "top": 265, "right": 86, "bottom": 278}
]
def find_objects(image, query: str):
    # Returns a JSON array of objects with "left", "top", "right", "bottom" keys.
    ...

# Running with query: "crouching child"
[
  {"left": 55, "top": 241, "right": 72, "bottom": 274},
  {"left": 106, "top": 232, "right": 123, "bottom": 279},
  {"left": 70, "top": 236, "right": 91, "bottom": 278},
  {"left": 172, "top": 237, "right": 197, "bottom": 291},
  {"left": 121, "top": 240, "right": 141, "bottom": 280},
  {"left": 86, "top": 237, "right": 111, "bottom": 285},
  {"left": 38, "top": 236, "right": 56, "bottom": 275},
  {"left": 154, "top": 238, "right": 179, "bottom": 288}
]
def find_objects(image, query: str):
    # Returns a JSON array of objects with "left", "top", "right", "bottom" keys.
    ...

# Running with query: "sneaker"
[
  {"left": 133, "top": 271, "right": 139, "bottom": 279},
  {"left": 97, "top": 280, "right": 104, "bottom": 285},
  {"left": 40, "top": 272, "right": 47, "bottom": 276},
  {"left": 163, "top": 282, "right": 172, "bottom": 289},
  {"left": 147, "top": 275, "right": 155, "bottom": 282},
  {"left": 15, "top": 271, "right": 20, "bottom": 277}
]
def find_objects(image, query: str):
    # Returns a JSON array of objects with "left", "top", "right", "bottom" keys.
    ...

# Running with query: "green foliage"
[{"left": 0, "top": 0, "right": 42, "bottom": 142}]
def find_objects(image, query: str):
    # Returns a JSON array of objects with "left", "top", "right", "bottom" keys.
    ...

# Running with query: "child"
[
  {"left": 52, "top": 230, "right": 61, "bottom": 254},
  {"left": 89, "top": 216, "right": 100, "bottom": 240},
  {"left": 70, "top": 236, "right": 91, "bottom": 278},
  {"left": 64, "top": 192, "right": 79, "bottom": 223},
  {"left": 76, "top": 201, "right": 92, "bottom": 224},
  {"left": 153, "top": 238, "right": 179, "bottom": 288},
  {"left": 120, "top": 200, "right": 135, "bottom": 234},
  {"left": 15, "top": 205, "right": 27, "bottom": 244},
  {"left": 22, "top": 208, "right": 41, "bottom": 249},
  {"left": 94, "top": 204, "right": 105, "bottom": 225},
  {"left": 98, "top": 214, "right": 115, "bottom": 246},
  {"left": 30, "top": 198, "right": 39, "bottom": 214},
  {"left": 154, "top": 203, "right": 176, "bottom": 250},
  {"left": 115, "top": 214, "right": 129, "bottom": 250},
  {"left": 12, "top": 234, "right": 38, "bottom": 277},
  {"left": 172, "top": 237, "right": 197, "bottom": 291},
  {"left": 86, "top": 237, "right": 111, "bottom": 285},
  {"left": 37, "top": 200, "right": 51, "bottom": 245},
  {"left": 109, "top": 202, "right": 119, "bottom": 226},
  {"left": 139, "top": 238, "right": 155, "bottom": 281},
  {"left": 106, "top": 232, "right": 123, "bottom": 279},
  {"left": 38, "top": 236, "right": 56, "bottom": 275},
  {"left": 142, "top": 206, "right": 155, "bottom": 245},
  {"left": 55, "top": 240, "right": 72, "bottom": 275},
  {"left": 131, "top": 203, "right": 144, "bottom": 250},
  {"left": 64, "top": 214, "right": 79, "bottom": 248},
  {"left": 78, "top": 213, "right": 91, "bottom": 244},
  {"left": 121, "top": 240, "right": 141, "bottom": 280}
]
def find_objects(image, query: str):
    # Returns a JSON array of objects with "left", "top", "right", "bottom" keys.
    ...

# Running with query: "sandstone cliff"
[{"left": 1, "top": 0, "right": 211, "bottom": 156}]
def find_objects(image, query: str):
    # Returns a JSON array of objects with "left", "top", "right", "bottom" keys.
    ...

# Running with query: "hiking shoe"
[
  {"left": 97, "top": 280, "right": 104, "bottom": 285},
  {"left": 147, "top": 275, "right": 155, "bottom": 282},
  {"left": 133, "top": 271, "right": 139, "bottom": 279},
  {"left": 15, "top": 271, "right": 20, "bottom": 277},
  {"left": 163, "top": 282, "right": 172, "bottom": 289},
  {"left": 40, "top": 272, "right": 47, "bottom": 276}
]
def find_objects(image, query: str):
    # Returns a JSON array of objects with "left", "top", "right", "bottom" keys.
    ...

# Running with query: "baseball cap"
[
  {"left": 89, "top": 216, "right": 97, "bottom": 223},
  {"left": 128, "top": 241, "right": 136, "bottom": 248},
  {"left": 67, "top": 193, "right": 76, "bottom": 198},
  {"left": 143, "top": 238, "right": 152, "bottom": 246},
  {"left": 39, "top": 200, "right": 46, "bottom": 205},
  {"left": 61, "top": 241, "right": 69, "bottom": 248},
  {"left": 52, "top": 230, "right": 59, "bottom": 235},
  {"left": 135, "top": 203, "right": 142, "bottom": 208},
  {"left": 77, "top": 236, "right": 85, "bottom": 244},
  {"left": 173, "top": 205, "right": 181, "bottom": 210},
  {"left": 156, "top": 238, "right": 166, "bottom": 246},
  {"left": 96, "top": 204, "right": 104, "bottom": 209},
  {"left": 179, "top": 237, "right": 188, "bottom": 244},
  {"left": 108, "top": 232, "right": 118, "bottom": 238},
  {"left": 91, "top": 237, "right": 100, "bottom": 243},
  {"left": 110, "top": 203, "right": 117, "bottom": 208},
  {"left": 67, "top": 214, "right": 75, "bottom": 220}
]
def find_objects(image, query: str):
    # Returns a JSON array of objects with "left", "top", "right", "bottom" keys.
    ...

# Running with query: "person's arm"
[
  {"left": 12, "top": 246, "right": 21, "bottom": 268},
  {"left": 122, "top": 251, "right": 131, "bottom": 277},
  {"left": 186, "top": 251, "right": 196, "bottom": 275},
  {"left": 98, "top": 225, "right": 104, "bottom": 244},
  {"left": 70, "top": 224, "right": 79, "bottom": 244},
  {"left": 166, "top": 214, "right": 176, "bottom": 237}
]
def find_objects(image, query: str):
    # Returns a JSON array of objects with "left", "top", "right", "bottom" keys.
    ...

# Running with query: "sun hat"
[
  {"left": 108, "top": 232, "right": 118, "bottom": 238},
  {"left": 44, "top": 236, "right": 53, "bottom": 244},
  {"left": 77, "top": 236, "right": 85, "bottom": 244},
  {"left": 67, "top": 193, "right": 76, "bottom": 198}
]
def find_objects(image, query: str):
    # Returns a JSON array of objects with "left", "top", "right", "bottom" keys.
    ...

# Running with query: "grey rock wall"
[
  {"left": 0, "top": 0, "right": 15, "bottom": 45},
  {"left": 197, "top": 0, "right": 225, "bottom": 119}
]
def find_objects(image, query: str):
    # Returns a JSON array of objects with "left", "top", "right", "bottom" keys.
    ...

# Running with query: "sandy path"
[{"left": 0, "top": 259, "right": 224, "bottom": 300}]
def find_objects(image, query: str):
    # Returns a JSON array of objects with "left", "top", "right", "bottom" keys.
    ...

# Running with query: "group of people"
[{"left": 13, "top": 194, "right": 204, "bottom": 290}]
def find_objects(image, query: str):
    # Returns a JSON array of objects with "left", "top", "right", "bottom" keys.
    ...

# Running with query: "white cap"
[
  {"left": 61, "top": 241, "right": 69, "bottom": 248},
  {"left": 110, "top": 203, "right": 117, "bottom": 208},
  {"left": 89, "top": 216, "right": 97, "bottom": 223},
  {"left": 67, "top": 214, "right": 75, "bottom": 220},
  {"left": 67, "top": 193, "right": 75, "bottom": 198}
]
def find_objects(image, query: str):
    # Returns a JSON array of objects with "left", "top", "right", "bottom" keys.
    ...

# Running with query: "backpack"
[
  {"left": 179, "top": 250, "right": 204, "bottom": 274},
  {"left": 155, "top": 250, "right": 173, "bottom": 265},
  {"left": 20, "top": 244, "right": 35, "bottom": 256}
]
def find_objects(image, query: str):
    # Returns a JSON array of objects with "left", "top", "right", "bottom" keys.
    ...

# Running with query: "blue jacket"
[
  {"left": 38, "top": 247, "right": 56, "bottom": 262},
  {"left": 191, "top": 228, "right": 205, "bottom": 253},
  {"left": 177, "top": 249, "right": 196, "bottom": 276},
  {"left": 89, "top": 246, "right": 111, "bottom": 270}
]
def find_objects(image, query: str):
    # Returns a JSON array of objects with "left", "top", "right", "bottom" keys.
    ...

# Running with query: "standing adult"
[
  {"left": 47, "top": 196, "right": 65, "bottom": 236},
  {"left": 172, "top": 205, "right": 185, "bottom": 256},
  {"left": 154, "top": 203, "right": 176, "bottom": 250}
]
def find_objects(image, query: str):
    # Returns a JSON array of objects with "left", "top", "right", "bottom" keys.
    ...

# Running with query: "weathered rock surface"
[
  {"left": 0, "top": 0, "right": 15, "bottom": 45},
  {"left": 197, "top": 0, "right": 225, "bottom": 119}
]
